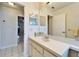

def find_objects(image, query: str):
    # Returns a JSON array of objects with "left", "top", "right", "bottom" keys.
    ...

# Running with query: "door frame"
[
  {"left": 47, "top": 15, "right": 53, "bottom": 35},
  {"left": 17, "top": 16, "right": 24, "bottom": 43},
  {"left": 65, "top": 14, "right": 67, "bottom": 37},
  {"left": 48, "top": 14, "right": 67, "bottom": 37}
]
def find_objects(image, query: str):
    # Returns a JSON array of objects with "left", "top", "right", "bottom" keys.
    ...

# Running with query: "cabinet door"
[
  {"left": 29, "top": 44, "right": 32, "bottom": 57},
  {"left": 44, "top": 50, "right": 56, "bottom": 57},
  {"left": 31, "top": 41, "right": 43, "bottom": 54},
  {"left": 32, "top": 47, "right": 43, "bottom": 57}
]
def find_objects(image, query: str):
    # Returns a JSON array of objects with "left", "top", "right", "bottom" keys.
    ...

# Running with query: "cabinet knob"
[{"left": 62, "top": 31, "right": 66, "bottom": 33}]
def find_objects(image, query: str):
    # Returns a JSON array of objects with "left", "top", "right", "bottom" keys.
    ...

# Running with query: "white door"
[
  {"left": 53, "top": 14, "right": 66, "bottom": 37},
  {"left": 1, "top": 7, "right": 17, "bottom": 48}
]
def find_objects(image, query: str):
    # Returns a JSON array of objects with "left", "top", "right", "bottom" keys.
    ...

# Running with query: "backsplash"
[{"left": 29, "top": 25, "right": 47, "bottom": 37}]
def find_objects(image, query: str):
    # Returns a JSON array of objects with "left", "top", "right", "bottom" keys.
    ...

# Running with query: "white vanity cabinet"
[
  {"left": 32, "top": 47, "right": 43, "bottom": 57},
  {"left": 43, "top": 50, "right": 56, "bottom": 57},
  {"left": 29, "top": 40, "right": 43, "bottom": 57},
  {"left": 29, "top": 39, "right": 56, "bottom": 57}
]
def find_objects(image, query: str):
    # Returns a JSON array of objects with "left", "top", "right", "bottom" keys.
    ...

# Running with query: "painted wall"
[
  {"left": 0, "top": 4, "right": 24, "bottom": 49},
  {"left": 52, "top": 3, "right": 79, "bottom": 38}
]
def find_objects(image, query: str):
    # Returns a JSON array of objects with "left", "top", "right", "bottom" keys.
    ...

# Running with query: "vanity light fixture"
[
  {"left": 46, "top": 2, "right": 55, "bottom": 9},
  {"left": 48, "top": 2, "right": 53, "bottom": 5},
  {"left": 46, "top": 2, "right": 52, "bottom": 5},
  {"left": 8, "top": 2, "right": 14, "bottom": 6}
]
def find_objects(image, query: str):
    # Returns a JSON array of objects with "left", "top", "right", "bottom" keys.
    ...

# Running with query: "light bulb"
[{"left": 8, "top": 2, "right": 14, "bottom": 6}]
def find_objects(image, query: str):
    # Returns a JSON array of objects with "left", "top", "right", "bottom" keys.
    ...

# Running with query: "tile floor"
[{"left": 0, "top": 41, "right": 24, "bottom": 57}]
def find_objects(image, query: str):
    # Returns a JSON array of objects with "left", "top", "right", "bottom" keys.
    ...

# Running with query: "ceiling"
[
  {"left": 46, "top": 2, "right": 74, "bottom": 11},
  {"left": 16, "top": 2, "right": 74, "bottom": 11},
  {"left": 0, "top": 2, "right": 24, "bottom": 10}
]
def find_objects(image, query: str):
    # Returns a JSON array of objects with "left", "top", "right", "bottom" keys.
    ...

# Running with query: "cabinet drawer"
[
  {"left": 68, "top": 49, "right": 78, "bottom": 57},
  {"left": 29, "top": 44, "right": 32, "bottom": 57},
  {"left": 32, "top": 47, "right": 43, "bottom": 57},
  {"left": 44, "top": 50, "right": 56, "bottom": 57},
  {"left": 31, "top": 41, "right": 43, "bottom": 54}
]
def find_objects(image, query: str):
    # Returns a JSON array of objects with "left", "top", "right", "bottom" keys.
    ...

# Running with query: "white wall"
[
  {"left": 0, "top": 4, "right": 24, "bottom": 49},
  {"left": 52, "top": 3, "right": 79, "bottom": 38}
]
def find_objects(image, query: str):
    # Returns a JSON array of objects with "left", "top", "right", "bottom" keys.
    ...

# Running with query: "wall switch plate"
[
  {"left": 3, "top": 20, "right": 5, "bottom": 22},
  {"left": 78, "top": 53, "right": 79, "bottom": 57}
]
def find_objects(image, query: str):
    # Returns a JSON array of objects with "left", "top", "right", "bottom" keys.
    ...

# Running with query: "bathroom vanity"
[{"left": 29, "top": 36, "right": 79, "bottom": 57}]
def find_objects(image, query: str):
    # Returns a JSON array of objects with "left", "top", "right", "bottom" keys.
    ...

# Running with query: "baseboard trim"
[{"left": 0, "top": 44, "right": 17, "bottom": 49}]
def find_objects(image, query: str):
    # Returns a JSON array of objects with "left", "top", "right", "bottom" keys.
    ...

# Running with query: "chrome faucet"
[{"left": 34, "top": 32, "right": 44, "bottom": 37}]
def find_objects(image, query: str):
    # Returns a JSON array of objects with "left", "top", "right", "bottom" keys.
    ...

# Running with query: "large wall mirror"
[
  {"left": 39, "top": 16, "right": 47, "bottom": 26},
  {"left": 29, "top": 16, "right": 38, "bottom": 26}
]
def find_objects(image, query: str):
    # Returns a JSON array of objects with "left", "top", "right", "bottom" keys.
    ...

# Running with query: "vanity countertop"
[
  {"left": 29, "top": 36, "right": 79, "bottom": 57},
  {"left": 49, "top": 36, "right": 79, "bottom": 52},
  {"left": 29, "top": 36, "right": 70, "bottom": 57}
]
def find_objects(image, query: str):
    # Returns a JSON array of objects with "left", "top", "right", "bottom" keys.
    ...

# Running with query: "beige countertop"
[
  {"left": 49, "top": 35, "right": 79, "bottom": 52},
  {"left": 29, "top": 35, "right": 79, "bottom": 57},
  {"left": 29, "top": 36, "right": 70, "bottom": 57}
]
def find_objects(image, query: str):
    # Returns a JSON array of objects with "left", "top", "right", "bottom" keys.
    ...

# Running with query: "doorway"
[
  {"left": 53, "top": 14, "right": 66, "bottom": 37},
  {"left": 48, "top": 14, "right": 66, "bottom": 37},
  {"left": 18, "top": 16, "right": 24, "bottom": 44},
  {"left": 17, "top": 16, "right": 24, "bottom": 56},
  {"left": 48, "top": 15, "right": 53, "bottom": 35}
]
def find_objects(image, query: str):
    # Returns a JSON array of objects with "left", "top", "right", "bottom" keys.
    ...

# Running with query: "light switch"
[{"left": 3, "top": 20, "right": 5, "bottom": 22}]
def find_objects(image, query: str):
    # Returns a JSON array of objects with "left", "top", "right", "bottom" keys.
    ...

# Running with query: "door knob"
[{"left": 62, "top": 31, "right": 65, "bottom": 33}]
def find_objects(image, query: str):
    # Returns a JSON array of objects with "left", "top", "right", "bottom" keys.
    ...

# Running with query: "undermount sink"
[
  {"left": 35, "top": 36, "right": 44, "bottom": 39},
  {"left": 43, "top": 38, "right": 49, "bottom": 42},
  {"left": 35, "top": 36, "right": 49, "bottom": 42}
]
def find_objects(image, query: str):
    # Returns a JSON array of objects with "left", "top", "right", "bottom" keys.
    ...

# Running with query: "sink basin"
[
  {"left": 35, "top": 36, "right": 49, "bottom": 42},
  {"left": 35, "top": 36, "right": 44, "bottom": 39},
  {"left": 43, "top": 38, "right": 49, "bottom": 42}
]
